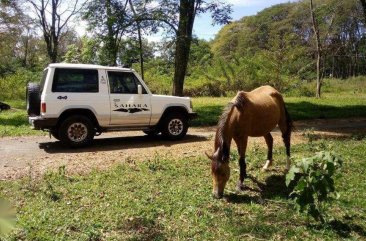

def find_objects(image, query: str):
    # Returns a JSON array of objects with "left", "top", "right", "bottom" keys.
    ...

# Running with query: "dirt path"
[{"left": 1, "top": 118, "right": 365, "bottom": 180}]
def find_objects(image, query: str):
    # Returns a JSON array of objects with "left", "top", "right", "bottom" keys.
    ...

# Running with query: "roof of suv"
[{"left": 48, "top": 63, "right": 132, "bottom": 71}]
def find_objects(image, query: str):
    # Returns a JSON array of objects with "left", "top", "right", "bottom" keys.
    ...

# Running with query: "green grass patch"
[
  {"left": 192, "top": 92, "right": 366, "bottom": 126},
  {"left": 0, "top": 100, "right": 41, "bottom": 137},
  {"left": 0, "top": 138, "right": 365, "bottom": 240},
  {"left": 1, "top": 87, "right": 366, "bottom": 137}
]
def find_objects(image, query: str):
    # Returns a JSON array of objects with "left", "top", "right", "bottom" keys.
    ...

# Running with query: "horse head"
[{"left": 206, "top": 146, "right": 230, "bottom": 199}]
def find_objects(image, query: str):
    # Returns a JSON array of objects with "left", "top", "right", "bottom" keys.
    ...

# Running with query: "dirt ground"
[{"left": 1, "top": 118, "right": 365, "bottom": 180}]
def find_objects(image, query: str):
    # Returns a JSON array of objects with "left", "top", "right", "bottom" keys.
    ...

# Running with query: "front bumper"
[
  {"left": 189, "top": 112, "right": 198, "bottom": 119},
  {"left": 29, "top": 116, "right": 58, "bottom": 130}
]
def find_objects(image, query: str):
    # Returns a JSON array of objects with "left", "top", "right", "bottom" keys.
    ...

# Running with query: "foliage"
[
  {"left": 83, "top": 0, "right": 133, "bottom": 65},
  {"left": 0, "top": 69, "right": 41, "bottom": 100},
  {"left": 286, "top": 151, "right": 343, "bottom": 223},
  {"left": 212, "top": 0, "right": 366, "bottom": 81}
]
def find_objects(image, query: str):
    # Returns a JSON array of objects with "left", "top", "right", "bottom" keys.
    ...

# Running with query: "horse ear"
[{"left": 205, "top": 152, "right": 213, "bottom": 160}]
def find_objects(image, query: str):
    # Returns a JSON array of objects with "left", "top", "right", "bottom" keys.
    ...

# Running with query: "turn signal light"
[{"left": 41, "top": 102, "right": 46, "bottom": 113}]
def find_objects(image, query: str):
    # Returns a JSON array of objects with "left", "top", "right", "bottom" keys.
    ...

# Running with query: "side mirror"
[{"left": 137, "top": 85, "right": 142, "bottom": 95}]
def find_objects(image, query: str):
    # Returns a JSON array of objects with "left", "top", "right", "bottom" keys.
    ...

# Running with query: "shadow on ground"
[
  {"left": 225, "top": 173, "right": 366, "bottom": 239},
  {"left": 309, "top": 219, "right": 366, "bottom": 239},
  {"left": 39, "top": 134, "right": 208, "bottom": 154}
]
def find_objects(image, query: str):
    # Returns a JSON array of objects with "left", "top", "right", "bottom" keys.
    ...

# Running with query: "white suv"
[{"left": 27, "top": 63, "right": 197, "bottom": 147}]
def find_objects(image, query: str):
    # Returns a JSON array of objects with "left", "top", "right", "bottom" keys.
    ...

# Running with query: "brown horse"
[{"left": 206, "top": 86, "right": 293, "bottom": 199}]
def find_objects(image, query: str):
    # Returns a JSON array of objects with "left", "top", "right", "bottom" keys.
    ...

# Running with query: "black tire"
[
  {"left": 26, "top": 83, "right": 41, "bottom": 117},
  {"left": 50, "top": 128, "right": 60, "bottom": 140},
  {"left": 58, "top": 115, "right": 95, "bottom": 147},
  {"left": 161, "top": 112, "right": 188, "bottom": 140}
]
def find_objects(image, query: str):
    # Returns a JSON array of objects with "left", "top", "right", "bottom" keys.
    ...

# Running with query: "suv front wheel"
[
  {"left": 58, "top": 115, "right": 95, "bottom": 147},
  {"left": 161, "top": 112, "right": 188, "bottom": 140}
]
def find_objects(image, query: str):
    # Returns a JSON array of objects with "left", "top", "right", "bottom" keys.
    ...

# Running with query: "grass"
[
  {"left": 0, "top": 100, "right": 42, "bottom": 137},
  {"left": 0, "top": 137, "right": 365, "bottom": 240},
  {"left": 192, "top": 92, "right": 366, "bottom": 126},
  {"left": 1, "top": 80, "right": 366, "bottom": 137}
]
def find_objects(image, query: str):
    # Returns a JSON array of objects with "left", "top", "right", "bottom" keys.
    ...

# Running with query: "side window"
[
  {"left": 108, "top": 72, "right": 147, "bottom": 94},
  {"left": 52, "top": 68, "right": 99, "bottom": 93},
  {"left": 40, "top": 69, "right": 48, "bottom": 94}
]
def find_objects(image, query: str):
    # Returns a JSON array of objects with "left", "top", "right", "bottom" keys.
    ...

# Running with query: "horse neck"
[{"left": 214, "top": 104, "right": 236, "bottom": 153}]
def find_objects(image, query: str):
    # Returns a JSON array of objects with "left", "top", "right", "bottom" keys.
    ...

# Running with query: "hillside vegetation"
[{"left": 1, "top": 0, "right": 365, "bottom": 99}]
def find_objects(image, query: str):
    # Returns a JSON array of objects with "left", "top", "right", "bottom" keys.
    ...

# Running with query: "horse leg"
[
  {"left": 262, "top": 133, "right": 273, "bottom": 171},
  {"left": 279, "top": 118, "right": 292, "bottom": 172},
  {"left": 235, "top": 136, "right": 248, "bottom": 191}
]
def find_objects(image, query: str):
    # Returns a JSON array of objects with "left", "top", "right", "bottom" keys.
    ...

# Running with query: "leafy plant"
[{"left": 286, "top": 151, "right": 343, "bottom": 223}]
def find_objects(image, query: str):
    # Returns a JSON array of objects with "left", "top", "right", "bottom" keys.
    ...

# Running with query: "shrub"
[
  {"left": 286, "top": 151, "right": 343, "bottom": 223},
  {"left": 0, "top": 69, "right": 41, "bottom": 100}
]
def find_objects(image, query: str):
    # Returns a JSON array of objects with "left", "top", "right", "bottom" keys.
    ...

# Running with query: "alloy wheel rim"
[
  {"left": 67, "top": 123, "right": 88, "bottom": 142},
  {"left": 168, "top": 119, "right": 183, "bottom": 136}
]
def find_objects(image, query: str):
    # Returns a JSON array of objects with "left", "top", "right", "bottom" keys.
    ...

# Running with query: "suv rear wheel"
[
  {"left": 50, "top": 128, "right": 60, "bottom": 140},
  {"left": 161, "top": 112, "right": 188, "bottom": 140},
  {"left": 58, "top": 115, "right": 95, "bottom": 147}
]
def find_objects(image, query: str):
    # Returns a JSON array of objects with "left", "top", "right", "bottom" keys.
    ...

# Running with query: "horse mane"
[
  {"left": 214, "top": 103, "right": 233, "bottom": 162},
  {"left": 214, "top": 93, "right": 246, "bottom": 162}
]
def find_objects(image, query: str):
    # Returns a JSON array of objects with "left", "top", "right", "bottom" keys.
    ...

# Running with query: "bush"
[
  {"left": 285, "top": 81, "right": 316, "bottom": 97},
  {"left": 0, "top": 69, "right": 41, "bottom": 100},
  {"left": 286, "top": 151, "right": 343, "bottom": 223}
]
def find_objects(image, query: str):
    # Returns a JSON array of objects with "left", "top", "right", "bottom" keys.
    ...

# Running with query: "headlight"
[{"left": 190, "top": 100, "right": 193, "bottom": 109}]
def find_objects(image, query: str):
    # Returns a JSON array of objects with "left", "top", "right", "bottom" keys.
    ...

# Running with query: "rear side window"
[
  {"left": 108, "top": 71, "right": 147, "bottom": 94},
  {"left": 40, "top": 69, "right": 48, "bottom": 94},
  {"left": 52, "top": 68, "right": 99, "bottom": 92}
]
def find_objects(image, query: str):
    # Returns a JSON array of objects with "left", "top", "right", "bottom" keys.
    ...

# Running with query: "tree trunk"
[
  {"left": 310, "top": 0, "right": 322, "bottom": 98},
  {"left": 172, "top": 0, "right": 196, "bottom": 96},
  {"left": 105, "top": 0, "right": 117, "bottom": 66},
  {"left": 128, "top": 0, "right": 144, "bottom": 80}
]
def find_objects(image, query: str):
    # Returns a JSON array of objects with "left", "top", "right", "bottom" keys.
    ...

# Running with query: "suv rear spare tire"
[
  {"left": 26, "top": 83, "right": 41, "bottom": 116},
  {"left": 58, "top": 115, "right": 95, "bottom": 147},
  {"left": 161, "top": 112, "right": 188, "bottom": 140}
]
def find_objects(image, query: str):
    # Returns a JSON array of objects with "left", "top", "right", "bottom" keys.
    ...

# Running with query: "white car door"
[{"left": 108, "top": 71, "right": 151, "bottom": 126}]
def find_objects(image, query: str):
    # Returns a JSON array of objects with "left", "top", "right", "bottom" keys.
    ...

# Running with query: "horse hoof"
[
  {"left": 262, "top": 160, "right": 272, "bottom": 171},
  {"left": 236, "top": 182, "right": 245, "bottom": 192}
]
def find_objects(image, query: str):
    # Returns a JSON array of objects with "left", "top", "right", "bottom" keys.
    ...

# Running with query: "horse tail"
[{"left": 284, "top": 104, "right": 293, "bottom": 135}]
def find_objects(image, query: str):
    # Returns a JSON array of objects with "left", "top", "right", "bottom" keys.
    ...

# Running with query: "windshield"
[{"left": 39, "top": 68, "right": 48, "bottom": 94}]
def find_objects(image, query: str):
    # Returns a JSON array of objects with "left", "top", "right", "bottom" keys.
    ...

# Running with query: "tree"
[
  {"left": 145, "top": 0, "right": 231, "bottom": 96},
  {"left": 27, "top": 0, "right": 83, "bottom": 63},
  {"left": 0, "top": 0, "right": 46, "bottom": 73},
  {"left": 171, "top": 0, "right": 232, "bottom": 96},
  {"left": 84, "top": 0, "right": 135, "bottom": 66},
  {"left": 310, "top": 0, "right": 322, "bottom": 98},
  {"left": 128, "top": 0, "right": 144, "bottom": 79},
  {"left": 360, "top": 0, "right": 366, "bottom": 26}
]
